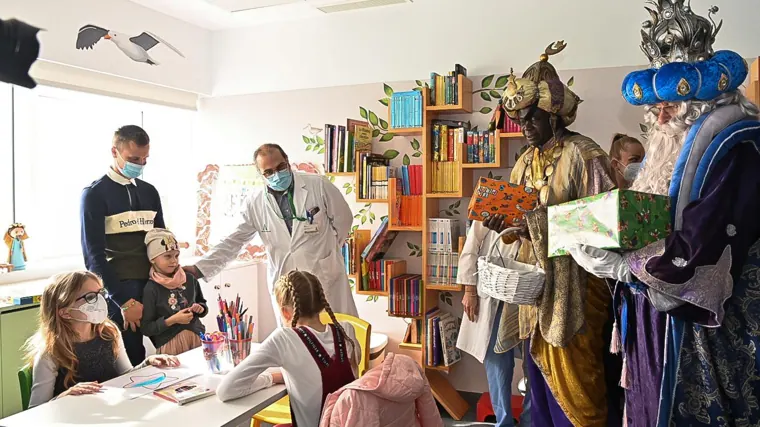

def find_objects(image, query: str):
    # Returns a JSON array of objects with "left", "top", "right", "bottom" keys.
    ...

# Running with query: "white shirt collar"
[{"left": 107, "top": 167, "right": 137, "bottom": 186}]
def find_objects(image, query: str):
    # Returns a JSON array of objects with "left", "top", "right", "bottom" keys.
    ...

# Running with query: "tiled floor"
[{"left": 440, "top": 392, "right": 494, "bottom": 427}]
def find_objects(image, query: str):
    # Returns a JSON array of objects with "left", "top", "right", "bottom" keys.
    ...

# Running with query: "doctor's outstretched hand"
[{"left": 567, "top": 244, "right": 632, "bottom": 283}]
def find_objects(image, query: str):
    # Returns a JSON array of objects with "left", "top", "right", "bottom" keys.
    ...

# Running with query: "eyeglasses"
[
  {"left": 261, "top": 162, "right": 290, "bottom": 178},
  {"left": 75, "top": 288, "right": 108, "bottom": 304}
]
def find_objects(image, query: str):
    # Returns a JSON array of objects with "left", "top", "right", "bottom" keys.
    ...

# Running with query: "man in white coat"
[
  {"left": 456, "top": 221, "right": 530, "bottom": 427},
  {"left": 185, "top": 143, "right": 358, "bottom": 321}
]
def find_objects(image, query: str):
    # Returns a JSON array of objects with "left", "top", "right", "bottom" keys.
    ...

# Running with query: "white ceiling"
[{"left": 127, "top": 0, "right": 410, "bottom": 30}]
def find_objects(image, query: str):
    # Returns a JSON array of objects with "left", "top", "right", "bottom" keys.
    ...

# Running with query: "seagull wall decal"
[{"left": 76, "top": 24, "right": 185, "bottom": 65}]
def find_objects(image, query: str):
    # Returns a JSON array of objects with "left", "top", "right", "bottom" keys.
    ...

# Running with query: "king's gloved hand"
[{"left": 567, "top": 244, "right": 632, "bottom": 283}]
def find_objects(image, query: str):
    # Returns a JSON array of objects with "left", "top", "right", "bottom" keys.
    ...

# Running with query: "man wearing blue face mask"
[
  {"left": 185, "top": 143, "right": 358, "bottom": 322},
  {"left": 80, "top": 125, "right": 166, "bottom": 365}
]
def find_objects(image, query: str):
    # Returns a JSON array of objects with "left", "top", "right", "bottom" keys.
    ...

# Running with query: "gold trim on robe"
[{"left": 496, "top": 132, "right": 615, "bottom": 427}]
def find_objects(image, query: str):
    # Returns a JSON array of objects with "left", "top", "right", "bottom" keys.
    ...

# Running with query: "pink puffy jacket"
[{"left": 319, "top": 353, "right": 444, "bottom": 427}]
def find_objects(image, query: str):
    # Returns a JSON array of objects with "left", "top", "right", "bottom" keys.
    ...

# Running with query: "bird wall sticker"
[{"left": 76, "top": 25, "right": 185, "bottom": 65}]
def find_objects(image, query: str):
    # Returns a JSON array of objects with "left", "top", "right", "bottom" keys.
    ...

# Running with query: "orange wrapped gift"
[{"left": 467, "top": 177, "right": 538, "bottom": 225}]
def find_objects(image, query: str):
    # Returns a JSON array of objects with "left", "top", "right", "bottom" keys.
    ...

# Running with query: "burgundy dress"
[{"left": 285, "top": 324, "right": 356, "bottom": 427}]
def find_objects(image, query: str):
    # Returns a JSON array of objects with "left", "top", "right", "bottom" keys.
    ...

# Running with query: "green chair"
[{"left": 18, "top": 365, "right": 32, "bottom": 411}]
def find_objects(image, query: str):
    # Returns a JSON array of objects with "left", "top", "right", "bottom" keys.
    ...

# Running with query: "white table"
[{"left": 0, "top": 346, "right": 287, "bottom": 427}]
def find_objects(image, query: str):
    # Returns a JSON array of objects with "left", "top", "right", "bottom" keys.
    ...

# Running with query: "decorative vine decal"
[
  {"left": 439, "top": 291, "right": 454, "bottom": 306},
  {"left": 407, "top": 242, "right": 423, "bottom": 257},
  {"left": 440, "top": 200, "right": 462, "bottom": 217},
  {"left": 353, "top": 203, "right": 376, "bottom": 227},
  {"left": 487, "top": 170, "right": 504, "bottom": 181},
  {"left": 342, "top": 182, "right": 355, "bottom": 195},
  {"left": 366, "top": 295, "right": 380, "bottom": 302},
  {"left": 302, "top": 134, "right": 325, "bottom": 154}
]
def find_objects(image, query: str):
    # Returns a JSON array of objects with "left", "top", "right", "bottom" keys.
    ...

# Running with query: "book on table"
[{"left": 153, "top": 378, "right": 215, "bottom": 406}]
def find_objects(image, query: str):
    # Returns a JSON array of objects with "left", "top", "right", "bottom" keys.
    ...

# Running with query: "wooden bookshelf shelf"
[
  {"left": 399, "top": 342, "right": 423, "bottom": 350},
  {"left": 356, "top": 289, "right": 387, "bottom": 297},
  {"left": 426, "top": 284, "right": 464, "bottom": 292},
  {"left": 425, "top": 75, "right": 473, "bottom": 114},
  {"left": 462, "top": 162, "right": 498, "bottom": 169},
  {"left": 498, "top": 131, "right": 524, "bottom": 138},
  {"left": 390, "top": 127, "right": 423, "bottom": 135},
  {"left": 356, "top": 198, "right": 388, "bottom": 203},
  {"left": 388, "top": 225, "right": 423, "bottom": 232},
  {"left": 426, "top": 192, "right": 464, "bottom": 199},
  {"left": 426, "top": 364, "right": 451, "bottom": 373},
  {"left": 326, "top": 172, "right": 355, "bottom": 176}
]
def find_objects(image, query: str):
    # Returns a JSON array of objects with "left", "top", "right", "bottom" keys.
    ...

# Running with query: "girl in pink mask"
[{"left": 141, "top": 228, "right": 207, "bottom": 355}]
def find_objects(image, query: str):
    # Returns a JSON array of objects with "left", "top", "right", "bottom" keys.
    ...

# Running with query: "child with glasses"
[
  {"left": 141, "top": 228, "right": 207, "bottom": 355},
  {"left": 24, "top": 271, "right": 179, "bottom": 408}
]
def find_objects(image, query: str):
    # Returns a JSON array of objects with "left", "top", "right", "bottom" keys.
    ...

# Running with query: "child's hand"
[
  {"left": 147, "top": 354, "right": 180, "bottom": 368},
  {"left": 189, "top": 303, "right": 204, "bottom": 314},
  {"left": 168, "top": 308, "right": 194, "bottom": 325},
  {"left": 59, "top": 381, "right": 102, "bottom": 397}
]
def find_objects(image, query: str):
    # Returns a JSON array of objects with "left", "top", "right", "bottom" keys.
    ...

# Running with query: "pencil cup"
[
  {"left": 228, "top": 338, "right": 252, "bottom": 367},
  {"left": 201, "top": 338, "right": 233, "bottom": 374}
]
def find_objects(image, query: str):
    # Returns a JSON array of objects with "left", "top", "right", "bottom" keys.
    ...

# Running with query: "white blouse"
[{"left": 217, "top": 322, "right": 359, "bottom": 427}]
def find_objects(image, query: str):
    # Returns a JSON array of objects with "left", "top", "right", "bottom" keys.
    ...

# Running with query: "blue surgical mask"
[
  {"left": 118, "top": 153, "right": 145, "bottom": 179},
  {"left": 623, "top": 162, "right": 642, "bottom": 182},
  {"left": 265, "top": 170, "right": 292, "bottom": 192}
]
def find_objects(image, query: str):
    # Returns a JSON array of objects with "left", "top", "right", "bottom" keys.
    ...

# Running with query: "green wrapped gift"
[{"left": 547, "top": 189, "right": 672, "bottom": 257}]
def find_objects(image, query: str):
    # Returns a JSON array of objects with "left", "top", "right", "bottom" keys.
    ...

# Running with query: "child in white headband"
[{"left": 141, "top": 228, "right": 207, "bottom": 355}]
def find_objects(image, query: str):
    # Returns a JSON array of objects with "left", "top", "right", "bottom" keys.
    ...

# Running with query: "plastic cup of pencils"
[
  {"left": 201, "top": 335, "right": 233, "bottom": 374},
  {"left": 228, "top": 337, "right": 252, "bottom": 367}
]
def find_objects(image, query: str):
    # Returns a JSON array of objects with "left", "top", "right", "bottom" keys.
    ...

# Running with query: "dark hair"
[
  {"left": 253, "top": 143, "right": 288, "bottom": 162},
  {"left": 113, "top": 125, "right": 150, "bottom": 149},
  {"left": 609, "top": 133, "right": 642, "bottom": 160}
]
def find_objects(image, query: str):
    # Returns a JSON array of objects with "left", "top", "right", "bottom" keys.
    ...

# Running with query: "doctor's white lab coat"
[
  {"left": 196, "top": 172, "right": 358, "bottom": 320},
  {"left": 455, "top": 221, "right": 520, "bottom": 363}
]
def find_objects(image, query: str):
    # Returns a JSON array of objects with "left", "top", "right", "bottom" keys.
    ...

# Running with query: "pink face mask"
[{"left": 150, "top": 266, "right": 186, "bottom": 289}]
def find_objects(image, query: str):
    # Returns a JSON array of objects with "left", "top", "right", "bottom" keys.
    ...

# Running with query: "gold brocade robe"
[{"left": 495, "top": 133, "right": 615, "bottom": 427}]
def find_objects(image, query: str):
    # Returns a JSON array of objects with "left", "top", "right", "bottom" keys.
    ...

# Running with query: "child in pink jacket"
[{"left": 319, "top": 352, "right": 443, "bottom": 427}]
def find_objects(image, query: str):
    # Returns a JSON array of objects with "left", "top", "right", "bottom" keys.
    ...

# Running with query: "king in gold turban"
[{"left": 482, "top": 41, "right": 621, "bottom": 427}]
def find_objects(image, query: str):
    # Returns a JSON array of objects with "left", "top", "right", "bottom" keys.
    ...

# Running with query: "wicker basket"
[{"left": 477, "top": 228, "right": 545, "bottom": 305}]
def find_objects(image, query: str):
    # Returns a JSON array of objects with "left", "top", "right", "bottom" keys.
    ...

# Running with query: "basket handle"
[{"left": 487, "top": 227, "right": 523, "bottom": 259}]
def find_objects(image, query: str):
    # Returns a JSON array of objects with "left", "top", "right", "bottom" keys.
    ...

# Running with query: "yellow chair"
[{"left": 251, "top": 312, "right": 372, "bottom": 427}]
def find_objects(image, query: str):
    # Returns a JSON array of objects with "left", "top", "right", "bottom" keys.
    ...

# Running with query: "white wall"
[
  {"left": 1, "top": 0, "right": 212, "bottom": 95},
  {"left": 210, "top": 0, "right": 760, "bottom": 96}
]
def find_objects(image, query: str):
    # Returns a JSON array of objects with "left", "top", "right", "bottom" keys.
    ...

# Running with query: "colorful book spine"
[{"left": 390, "top": 91, "right": 423, "bottom": 129}]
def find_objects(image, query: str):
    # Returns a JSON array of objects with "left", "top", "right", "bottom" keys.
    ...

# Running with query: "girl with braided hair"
[{"left": 217, "top": 270, "right": 359, "bottom": 427}]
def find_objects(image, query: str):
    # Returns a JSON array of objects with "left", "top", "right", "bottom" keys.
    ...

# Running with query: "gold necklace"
[{"left": 523, "top": 137, "right": 563, "bottom": 205}]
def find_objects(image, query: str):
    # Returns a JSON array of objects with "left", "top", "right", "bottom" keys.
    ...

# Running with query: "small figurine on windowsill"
[{"left": 4, "top": 223, "right": 28, "bottom": 271}]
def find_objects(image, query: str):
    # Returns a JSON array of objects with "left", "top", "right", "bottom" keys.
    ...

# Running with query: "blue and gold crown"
[{"left": 621, "top": 1, "right": 747, "bottom": 106}]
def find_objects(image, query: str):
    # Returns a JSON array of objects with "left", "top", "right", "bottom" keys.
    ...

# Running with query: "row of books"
[
  {"left": 430, "top": 64, "right": 467, "bottom": 106},
  {"left": 342, "top": 235, "right": 358, "bottom": 277},
  {"left": 323, "top": 119, "right": 372, "bottom": 174},
  {"left": 465, "top": 131, "right": 497, "bottom": 164},
  {"left": 390, "top": 91, "right": 423, "bottom": 129},
  {"left": 391, "top": 165, "right": 423, "bottom": 227},
  {"left": 357, "top": 152, "right": 392, "bottom": 200},
  {"left": 430, "top": 121, "right": 464, "bottom": 193},
  {"left": 388, "top": 273, "right": 423, "bottom": 317},
  {"left": 429, "top": 218, "right": 460, "bottom": 253},
  {"left": 427, "top": 251, "right": 460, "bottom": 287},
  {"left": 360, "top": 258, "right": 399, "bottom": 292},
  {"left": 501, "top": 119, "right": 522, "bottom": 134},
  {"left": 361, "top": 218, "right": 398, "bottom": 261},
  {"left": 426, "top": 308, "right": 461, "bottom": 367}
]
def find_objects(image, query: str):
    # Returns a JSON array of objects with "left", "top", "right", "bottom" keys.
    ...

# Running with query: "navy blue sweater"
[{"left": 80, "top": 171, "right": 165, "bottom": 305}]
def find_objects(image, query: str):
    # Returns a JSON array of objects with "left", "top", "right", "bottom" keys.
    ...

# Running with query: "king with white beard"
[{"left": 568, "top": 1, "right": 760, "bottom": 426}]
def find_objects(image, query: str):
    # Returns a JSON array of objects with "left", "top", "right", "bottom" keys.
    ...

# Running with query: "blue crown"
[{"left": 622, "top": 50, "right": 747, "bottom": 106}]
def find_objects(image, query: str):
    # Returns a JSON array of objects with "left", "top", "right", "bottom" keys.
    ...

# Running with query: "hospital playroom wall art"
[{"left": 75, "top": 24, "right": 185, "bottom": 65}]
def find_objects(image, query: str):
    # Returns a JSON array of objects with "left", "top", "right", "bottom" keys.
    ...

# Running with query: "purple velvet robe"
[{"left": 622, "top": 141, "right": 760, "bottom": 425}]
